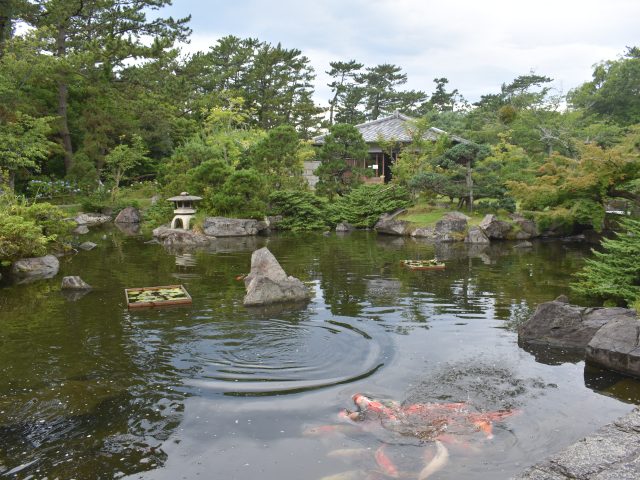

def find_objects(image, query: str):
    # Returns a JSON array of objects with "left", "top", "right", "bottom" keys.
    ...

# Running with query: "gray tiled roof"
[{"left": 313, "top": 111, "right": 467, "bottom": 145}]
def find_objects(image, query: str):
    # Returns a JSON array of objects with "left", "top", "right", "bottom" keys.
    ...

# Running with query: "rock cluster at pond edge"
[{"left": 518, "top": 296, "right": 640, "bottom": 379}]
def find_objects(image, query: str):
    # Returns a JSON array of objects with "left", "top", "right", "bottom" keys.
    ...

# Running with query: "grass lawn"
[{"left": 397, "top": 202, "right": 486, "bottom": 226}]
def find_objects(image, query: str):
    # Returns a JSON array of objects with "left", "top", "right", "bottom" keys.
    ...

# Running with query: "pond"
[{"left": 1, "top": 228, "right": 639, "bottom": 480}]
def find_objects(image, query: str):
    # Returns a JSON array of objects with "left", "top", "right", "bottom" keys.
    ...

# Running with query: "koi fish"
[
  {"left": 318, "top": 470, "right": 367, "bottom": 480},
  {"left": 374, "top": 445, "right": 399, "bottom": 478},
  {"left": 303, "top": 424, "right": 360, "bottom": 436},
  {"left": 327, "top": 448, "right": 371, "bottom": 459},
  {"left": 352, "top": 394, "right": 400, "bottom": 421},
  {"left": 234, "top": 274, "right": 246, "bottom": 281},
  {"left": 418, "top": 440, "right": 449, "bottom": 480}
]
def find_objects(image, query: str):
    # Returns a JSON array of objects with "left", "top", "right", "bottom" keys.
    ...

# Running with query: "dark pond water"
[{"left": 1, "top": 228, "right": 639, "bottom": 480}]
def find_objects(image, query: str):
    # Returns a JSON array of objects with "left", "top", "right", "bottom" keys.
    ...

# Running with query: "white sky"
[{"left": 163, "top": 0, "right": 640, "bottom": 106}]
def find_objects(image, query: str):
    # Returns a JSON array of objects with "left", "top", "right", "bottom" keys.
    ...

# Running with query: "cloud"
[{"left": 166, "top": 0, "right": 640, "bottom": 104}]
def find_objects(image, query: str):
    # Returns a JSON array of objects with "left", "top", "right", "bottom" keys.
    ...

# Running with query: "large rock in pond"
[
  {"left": 74, "top": 213, "right": 112, "bottom": 226},
  {"left": 479, "top": 214, "right": 513, "bottom": 240},
  {"left": 243, "top": 247, "right": 310, "bottom": 306},
  {"left": 114, "top": 206, "right": 141, "bottom": 224},
  {"left": 61, "top": 276, "right": 92, "bottom": 290},
  {"left": 586, "top": 316, "right": 640, "bottom": 378},
  {"left": 203, "top": 217, "right": 265, "bottom": 237},
  {"left": 374, "top": 209, "right": 410, "bottom": 236},
  {"left": 509, "top": 213, "right": 539, "bottom": 239},
  {"left": 518, "top": 297, "right": 637, "bottom": 350},
  {"left": 152, "top": 226, "right": 211, "bottom": 248},
  {"left": 464, "top": 226, "right": 490, "bottom": 244},
  {"left": 336, "top": 222, "right": 355, "bottom": 233},
  {"left": 11, "top": 255, "right": 59, "bottom": 281},
  {"left": 411, "top": 212, "right": 469, "bottom": 242}
]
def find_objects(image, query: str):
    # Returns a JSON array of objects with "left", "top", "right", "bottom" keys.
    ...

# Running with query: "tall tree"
[
  {"left": 568, "top": 46, "right": 640, "bottom": 126},
  {"left": 326, "top": 60, "right": 363, "bottom": 125},
  {"left": 18, "top": 0, "right": 191, "bottom": 174},
  {"left": 359, "top": 63, "right": 412, "bottom": 120},
  {"left": 315, "top": 123, "right": 368, "bottom": 198}
]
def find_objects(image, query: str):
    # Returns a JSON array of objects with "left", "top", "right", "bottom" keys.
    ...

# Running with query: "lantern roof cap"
[{"left": 167, "top": 192, "right": 202, "bottom": 202}]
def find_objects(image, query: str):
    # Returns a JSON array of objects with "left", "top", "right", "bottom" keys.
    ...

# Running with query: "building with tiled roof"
[{"left": 310, "top": 111, "right": 466, "bottom": 184}]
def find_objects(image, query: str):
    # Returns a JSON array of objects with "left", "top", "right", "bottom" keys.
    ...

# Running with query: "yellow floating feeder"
[
  {"left": 125, "top": 284, "right": 192, "bottom": 308},
  {"left": 400, "top": 259, "right": 446, "bottom": 270}
]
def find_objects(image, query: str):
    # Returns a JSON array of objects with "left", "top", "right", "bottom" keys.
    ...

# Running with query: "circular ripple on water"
[{"left": 185, "top": 318, "right": 386, "bottom": 396}]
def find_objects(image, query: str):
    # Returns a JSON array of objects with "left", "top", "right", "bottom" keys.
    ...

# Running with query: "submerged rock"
[
  {"left": 243, "top": 247, "right": 310, "bottom": 306},
  {"left": 61, "top": 276, "right": 92, "bottom": 290},
  {"left": 10, "top": 255, "right": 59, "bottom": 281},
  {"left": 73, "top": 225, "right": 89, "bottom": 235},
  {"left": 79, "top": 241, "right": 97, "bottom": 251}
]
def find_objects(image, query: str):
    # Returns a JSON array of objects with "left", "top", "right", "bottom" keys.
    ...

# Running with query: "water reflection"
[{"left": 0, "top": 229, "right": 638, "bottom": 480}]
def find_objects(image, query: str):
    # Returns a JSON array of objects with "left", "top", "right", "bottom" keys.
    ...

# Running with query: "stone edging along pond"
[{"left": 512, "top": 407, "right": 640, "bottom": 480}]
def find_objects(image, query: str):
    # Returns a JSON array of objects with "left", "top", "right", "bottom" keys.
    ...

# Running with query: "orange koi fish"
[{"left": 374, "top": 445, "right": 399, "bottom": 478}]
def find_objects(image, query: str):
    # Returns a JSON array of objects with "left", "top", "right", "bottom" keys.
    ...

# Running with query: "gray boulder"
[
  {"left": 509, "top": 213, "right": 539, "bottom": 239},
  {"left": 518, "top": 298, "right": 637, "bottom": 350},
  {"left": 74, "top": 213, "right": 112, "bottom": 226},
  {"left": 586, "top": 316, "right": 640, "bottom": 378},
  {"left": 374, "top": 209, "right": 410, "bottom": 236},
  {"left": 411, "top": 212, "right": 469, "bottom": 242},
  {"left": 514, "top": 408, "right": 640, "bottom": 480},
  {"left": 11, "top": 255, "right": 59, "bottom": 280},
  {"left": 265, "top": 215, "right": 284, "bottom": 230},
  {"left": 411, "top": 226, "right": 437, "bottom": 239},
  {"left": 465, "top": 226, "right": 490, "bottom": 244},
  {"left": 61, "top": 276, "right": 92, "bottom": 290},
  {"left": 153, "top": 226, "right": 211, "bottom": 248},
  {"left": 203, "top": 217, "right": 261, "bottom": 237},
  {"left": 73, "top": 225, "right": 90, "bottom": 235},
  {"left": 114, "top": 206, "right": 141, "bottom": 224},
  {"left": 150, "top": 194, "right": 161, "bottom": 205},
  {"left": 479, "top": 214, "right": 513, "bottom": 239},
  {"left": 336, "top": 222, "right": 355, "bottom": 232},
  {"left": 243, "top": 247, "right": 310, "bottom": 306},
  {"left": 79, "top": 241, "right": 97, "bottom": 251}
]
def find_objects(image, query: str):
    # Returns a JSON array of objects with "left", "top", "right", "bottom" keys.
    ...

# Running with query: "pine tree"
[{"left": 571, "top": 217, "right": 640, "bottom": 307}]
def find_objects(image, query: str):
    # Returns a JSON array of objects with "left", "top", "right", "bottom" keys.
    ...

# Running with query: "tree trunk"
[
  {"left": 56, "top": 25, "right": 74, "bottom": 174},
  {"left": 466, "top": 159, "right": 473, "bottom": 212}
]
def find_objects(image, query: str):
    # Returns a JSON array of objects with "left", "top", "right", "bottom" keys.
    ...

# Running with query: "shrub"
[
  {"left": 329, "top": 184, "right": 412, "bottom": 228},
  {"left": 268, "top": 190, "right": 328, "bottom": 231},
  {"left": 571, "top": 217, "right": 640, "bottom": 307},
  {"left": 204, "top": 169, "right": 267, "bottom": 219},
  {"left": 143, "top": 201, "right": 174, "bottom": 229},
  {"left": 0, "top": 197, "right": 71, "bottom": 262},
  {"left": 0, "top": 213, "right": 49, "bottom": 261}
]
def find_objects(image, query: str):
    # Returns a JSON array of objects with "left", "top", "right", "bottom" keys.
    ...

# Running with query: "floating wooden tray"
[
  {"left": 401, "top": 260, "right": 446, "bottom": 270},
  {"left": 125, "top": 284, "right": 192, "bottom": 309}
]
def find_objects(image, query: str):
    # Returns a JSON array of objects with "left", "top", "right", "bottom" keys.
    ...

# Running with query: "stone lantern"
[{"left": 168, "top": 192, "right": 202, "bottom": 230}]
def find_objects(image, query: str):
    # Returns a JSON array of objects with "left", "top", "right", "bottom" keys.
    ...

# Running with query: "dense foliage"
[
  {"left": 0, "top": 196, "right": 71, "bottom": 262},
  {"left": 572, "top": 217, "right": 640, "bottom": 308},
  {"left": 1, "top": 1, "right": 639, "bottom": 295}
]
